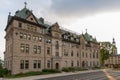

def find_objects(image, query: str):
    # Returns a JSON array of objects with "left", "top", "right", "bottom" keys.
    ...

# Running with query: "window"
[
  {"left": 33, "top": 36, "right": 36, "bottom": 41},
  {"left": 71, "top": 51, "right": 73, "bottom": 56},
  {"left": 31, "top": 18, "right": 33, "bottom": 20},
  {"left": 27, "top": 35, "right": 31, "bottom": 40},
  {"left": 77, "top": 52, "right": 79, "bottom": 57},
  {"left": 77, "top": 61, "right": 79, "bottom": 67},
  {"left": 20, "top": 32, "right": 23, "bottom": 39},
  {"left": 86, "top": 53, "right": 87, "bottom": 58},
  {"left": 82, "top": 52, "right": 84, "bottom": 58},
  {"left": 38, "top": 60, "right": 41, "bottom": 68},
  {"left": 25, "top": 60, "right": 29, "bottom": 69},
  {"left": 26, "top": 44, "right": 29, "bottom": 53},
  {"left": 71, "top": 61, "right": 73, "bottom": 67},
  {"left": 38, "top": 37, "right": 42, "bottom": 42},
  {"left": 20, "top": 60, "right": 29, "bottom": 69},
  {"left": 18, "top": 22, "right": 22, "bottom": 28},
  {"left": 46, "top": 39, "right": 51, "bottom": 44},
  {"left": 90, "top": 53, "right": 91, "bottom": 58},
  {"left": 33, "top": 60, "right": 41, "bottom": 69},
  {"left": 20, "top": 44, "right": 29, "bottom": 53},
  {"left": 37, "top": 46, "right": 41, "bottom": 54},
  {"left": 33, "top": 60, "right": 37, "bottom": 68},
  {"left": 93, "top": 53, "right": 95, "bottom": 58},
  {"left": 64, "top": 49, "right": 68, "bottom": 56},
  {"left": 20, "top": 60, "right": 24, "bottom": 69},
  {"left": 20, "top": 43, "right": 25, "bottom": 53},
  {"left": 55, "top": 41, "right": 59, "bottom": 49},
  {"left": 47, "top": 47, "right": 50, "bottom": 55},
  {"left": 33, "top": 45, "right": 41, "bottom": 54},
  {"left": 33, "top": 45, "right": 37, "bottom": 54},
  {"left": 96, "top": 52, "right": 98, "bottom": 58},
  {"left": 47, "top": 60, "right": 50, "bottom": 68},
  {"left": 55, "top": 52, "right": 59, "bottom": 56},
  {"left": 23, "top": 34, "right": 27, "bottom": 39}
]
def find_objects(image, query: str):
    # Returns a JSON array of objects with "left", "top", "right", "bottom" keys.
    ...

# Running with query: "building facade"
[
  {"left": 4, "top": 5, "right": 100, "bottom": 74},
  {"left": 105, "top": 54, "right": 120, "bottom": 68},
  {"left": 100, "top": 38, "right": 117, "bottom": 54}
]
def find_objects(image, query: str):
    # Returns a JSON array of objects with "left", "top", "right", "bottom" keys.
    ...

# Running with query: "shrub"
[
  {"left": 62, "top": 67, "right": 88, "bottom": 72},
  {"left": 62, "top": 67, "right": 76, "bottom": 72},
  {"left": 42, "top": 69, "right": 61, "bottom": 73},
  {"left": 0, "top": 68, "right": 11, "bottom": 77}
]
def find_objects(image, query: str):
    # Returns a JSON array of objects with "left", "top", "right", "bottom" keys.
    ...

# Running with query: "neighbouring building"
[
  {"left": 105, "top": 54, "right": 120, "bottom": 68},
  {"left": 99, "top": 38, "right": 117, "bottom": 54},
  {"left": 100, "top": 38, "right": 119, "bottom": 68},
  {"left": 4, "top": 3, "right": 100, "bottom": 74}
]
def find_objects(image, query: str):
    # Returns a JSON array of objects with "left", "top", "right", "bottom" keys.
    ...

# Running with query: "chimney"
[{"left": 39, "top": 17, "right": 44, "bottom": 24}]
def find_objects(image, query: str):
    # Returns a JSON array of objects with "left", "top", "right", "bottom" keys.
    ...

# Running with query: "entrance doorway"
[{"left": 55, "top": 63, "right": 59, "bottom": 69}]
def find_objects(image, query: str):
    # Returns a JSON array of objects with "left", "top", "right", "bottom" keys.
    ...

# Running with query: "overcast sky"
[{"left": 1, "top": 0, "right": 120, "bottom": 59}]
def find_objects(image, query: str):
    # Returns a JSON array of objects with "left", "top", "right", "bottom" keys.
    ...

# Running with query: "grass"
[{"left": 4, "top": 69, "right": 61, "bottom": 78}]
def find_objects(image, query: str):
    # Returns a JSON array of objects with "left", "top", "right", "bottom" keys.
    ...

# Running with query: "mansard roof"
[
  {"left": 5, "top": 7, "right": 52, "bottom": 31},
  {"left": 82, "top": 32, "right": 97, "bottom": 43}
]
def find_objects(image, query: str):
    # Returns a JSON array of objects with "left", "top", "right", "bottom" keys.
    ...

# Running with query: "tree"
[
  {"left": 0, "top": 57, "right": 3, "bottom": 69},
  {"left": 100, "top": 48, "right": 110, "bottom": 67}
]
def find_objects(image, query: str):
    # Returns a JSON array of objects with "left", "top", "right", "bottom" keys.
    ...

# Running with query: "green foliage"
[
  {"left": 5, "top": 69, "right": 61, "bottom": 78},
  {"left": 62, "top": 67, "right": 88, "bottom": 72},
  {"left": 42, "top": 69, "right": 61, "bottom": 73},
  {"left": 0, "top": 68, "right": 11, "bottom": 77},
  {"left": 100, "top": 48, "right": 110, "bottom": 67}
]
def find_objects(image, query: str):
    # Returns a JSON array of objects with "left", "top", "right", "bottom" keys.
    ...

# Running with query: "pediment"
[{"left": 26, "top": 14, "right": 37, "bottom": 24}]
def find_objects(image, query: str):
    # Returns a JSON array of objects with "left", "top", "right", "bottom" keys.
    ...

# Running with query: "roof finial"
[
  {"left": 24, "top": 2, "right": 27, "bottom": 8},
  {"left": 9, "top": 12, "right": 11, "bottom": 16},
  {"left": 85, "top": 28, "right": 87, "bottom": 33}
]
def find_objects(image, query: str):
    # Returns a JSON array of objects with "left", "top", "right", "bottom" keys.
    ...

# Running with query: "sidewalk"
[{"left": 3, "top": 69, "right": 102, "bottom": 80}]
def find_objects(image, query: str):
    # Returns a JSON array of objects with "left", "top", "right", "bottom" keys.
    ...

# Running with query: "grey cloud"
[{"left": 50, "top": 0, "right": 120, "bottom": 17}]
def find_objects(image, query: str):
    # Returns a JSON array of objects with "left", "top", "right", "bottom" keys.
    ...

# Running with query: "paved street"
[
  {"left": 3, "top": 69, "right": 120, "bottom": 80},
  {"left": 106, "top": 70, "right": 120, "bottom": 80},
  {"left": 37, "top": 71, "right": 109, "bottom": 80}
]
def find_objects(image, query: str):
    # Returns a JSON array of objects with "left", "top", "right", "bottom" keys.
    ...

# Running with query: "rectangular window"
[
  {"left": 18, "top": 22, "right": 22, "bottom": 28},
  {"left": 77, "top": 61, "right": 79, "bottom": 67},
  {"left": 77, "top": 52, "right": 79, "bottom": 57},
  {"left": 38, "top": 37, "right": 42, "bottom": 42},
  {"left": 38, "top": 60, "right": 41, "bottom": 68},
  {"left": 23, "top": 34, "right": 27, "bottom": 39},
  {"left": 26, "top": 44, "right": 29, "bottom": 53},
  {"left": 33, "top": 36, "right": 36, "bottom": 41},
  {"left": 25, "top": 60, "right": 29, "bottom": 69},
  {"left": 82, "top": 52, "right": 84, "bottom": 58},
  {"left": 33, "top": 60, "right": 37, "bottom": 69},
  {"left": 27, "top": 35, "right": 31, "bottom": 40},
  {"left": 71, "top": 61, "right": 73, "bottom": 67},
  {"left": 47, "top": 47, "right": 50, "bottom": 55},
  {"left": 71, "top": 51, "right": 73, "bottom": 56},
  {"left": 20, "top": 32, "right": 23, "bottom": 39},
  {"left": 20, "top": 43, "right": 25, "bottom": 53},
  {"left": 37, "top": 46, "right": 41, "bottom": 54},
  {"left": 33, "top": 60, "right": 41, "bottom": 69},
  {"left": 33, "top": 45, "right": 37, "bottom": 53},
  {"left": 20, "top": 60, "right": 24, "bottom": 69},
  {"left": 47, "top": 60, "right": 50, "bottom": 68},
  {"left": 55, "top": 52, "right": 59, "bottom": 56}
]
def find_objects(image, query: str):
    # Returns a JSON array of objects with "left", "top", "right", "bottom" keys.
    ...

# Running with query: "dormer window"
[{"left": 18, "top": 22, "right": 22, "bottom": 28}]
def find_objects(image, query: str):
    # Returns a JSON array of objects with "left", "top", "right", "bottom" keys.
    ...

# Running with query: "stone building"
[
  {"left": 4, "top": 4, "right": 100, "bottom": 74},
  {"left": 105, "top": 54, "right": 120, "bottom": 68},
  {"left": 99, "top": 38, "right": 117, "bottom": 54}
]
